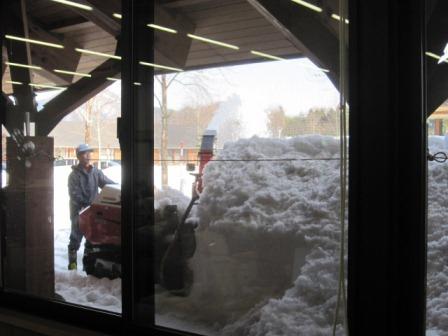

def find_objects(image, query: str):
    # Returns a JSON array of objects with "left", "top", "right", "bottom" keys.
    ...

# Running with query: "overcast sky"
[
  {"left": 37, "top": 57, "right": 340, "bottom": 137},
  {"left": 154, "top": 58, "right": 339, "bottom": 136}
]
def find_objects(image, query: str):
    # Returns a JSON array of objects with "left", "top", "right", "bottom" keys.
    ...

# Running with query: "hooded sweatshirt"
[{"left": 68, "top": 164, "right": 115, "bottom": 220}]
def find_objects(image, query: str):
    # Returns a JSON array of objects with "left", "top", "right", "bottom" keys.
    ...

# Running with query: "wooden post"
[{"left": 4, "top": 137, "right": 54, "bottom": 298}]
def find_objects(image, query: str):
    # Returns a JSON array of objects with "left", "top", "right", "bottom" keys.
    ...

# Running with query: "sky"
[
  {"left": 36, "top": 57, "right": 340, "bottom": 137},
  {"left": 154, "top": 58, "right": 340, "bottom": 137}
]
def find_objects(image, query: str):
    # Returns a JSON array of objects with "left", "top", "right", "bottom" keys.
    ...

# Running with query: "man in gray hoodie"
[{"left": 68, "top": 144, "right": 115, "bottom": 270}]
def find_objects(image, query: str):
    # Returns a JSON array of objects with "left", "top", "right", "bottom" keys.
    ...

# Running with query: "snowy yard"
[
  {"left": 53, "top": 163, "right": 195, "bottom": 313},
  {"left": 52, "top": 136, "right": 448, "bottom": 335}
]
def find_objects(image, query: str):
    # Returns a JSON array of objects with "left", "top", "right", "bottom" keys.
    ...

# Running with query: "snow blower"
[
  {"left": 78, "top": 130, "right": 216, "bottom": 285},
  {"left": 159, "top": 129, "right": 217, "bottom": 296},
  {"left": 79, "top": 184, "right": 121, "bottom": 279}
]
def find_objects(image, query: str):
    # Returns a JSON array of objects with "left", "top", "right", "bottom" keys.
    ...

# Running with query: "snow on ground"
[{"left": 54, "top": 226, "right": 122, "bottom": 313}]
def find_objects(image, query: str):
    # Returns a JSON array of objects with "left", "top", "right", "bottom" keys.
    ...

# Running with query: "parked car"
[
  {"left": 100, "top": 160, "right": 121, "bottom": 170},
  {"left": 53, "top": 158, "right": 76, "bottom": 167}
]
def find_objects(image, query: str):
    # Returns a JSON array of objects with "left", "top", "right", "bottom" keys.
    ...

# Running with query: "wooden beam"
[
  {"left": 65, "top": 0, "right": 194, "bottom": 69},
  {"left": 6, "top": 8, "right": 82, "bottom": 85},
  {"left": 35, "top": 58, "right": 120, "bottom": 136},
  {"left": 154, "top": 4, "right": 195, "bottom": 68},
  {"left": 247, "top": 0, "right": 340, "bottom": 86},
  {"left": 66, "top": 0, "right": 121, "bottom": 37},
  {"left": 1, "top": 91, "right": 18, "bottom": 134},
  {"left": 27, "top": 19, "right": 81, "bottom": 85},
  {"left": 163, "top": 0, "right": 217, "bottom": 9},
  {"left": 5, "top": 0, "right": 37, "bottom": 131},
  {"left": 50, "top": 20, "right": 95, "bottom": 34},
  {"left": 45, "top": 17, "right": 89, "bottom": 32},
  {"left": 1, "top": 46, "right": 7, "bottom": 78}
]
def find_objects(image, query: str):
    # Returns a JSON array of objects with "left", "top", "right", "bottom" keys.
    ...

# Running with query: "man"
[{"left": 68, "top": 144, "right": 115, "bottom": 270}]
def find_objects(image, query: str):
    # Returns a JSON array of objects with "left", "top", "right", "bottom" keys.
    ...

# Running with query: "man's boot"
[{"left": 68, "top": 249, "right": 77, "bottom": 270}]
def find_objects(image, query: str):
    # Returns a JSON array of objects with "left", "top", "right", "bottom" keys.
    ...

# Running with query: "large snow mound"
[
  {"left": 427, "top": 137, "right": 448, "bottom": 335},
  {"left": 156, "top": 135, "right": 448, "bottom": 336},
  {"left": 154, "top": 135, "right": 344, "bottom": 335},
  {"left": 199, "top": 135, "right": 341, "bottom": 235}
]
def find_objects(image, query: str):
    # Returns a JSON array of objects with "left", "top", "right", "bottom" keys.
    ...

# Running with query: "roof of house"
[
  {"left": 49, "top": 120, "right": 120, "bottom": 148},
  {"left": 429, "top": 100, "right": 448, "bottom": 119},
  {"left": 50, "top": 119, "right": 201, "bottom": 149}
]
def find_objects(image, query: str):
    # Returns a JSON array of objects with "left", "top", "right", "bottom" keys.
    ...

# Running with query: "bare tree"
[
  {"left": 154, "top": 71, "right": 212, "bottom": 187},
  {"left": 80, "top": 98, "right": 94, "bottom": 145},
  {"left": 155, "top": 74, "right": 177, "bottom": 187},
  {"left": 265, "top": 105, "right": 286, "bottom": 138},
  {"left": 76, "top": 91, "right": 120, "bottom": 165}
]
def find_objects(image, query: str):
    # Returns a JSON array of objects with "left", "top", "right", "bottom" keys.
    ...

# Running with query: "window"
[
  {"left": 130, "top": 0, "right": 349, "bottom": 334},
  {"left": 0, "top": 1, "right": 429, "bottom": 336},
  {"left": 426, "top": 2, "right": 448, "bottom": 335},
  {"left": 1, "top": 0, "right": 122, "bottom": 314}
]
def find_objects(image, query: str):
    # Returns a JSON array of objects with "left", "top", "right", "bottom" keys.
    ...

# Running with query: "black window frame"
[
  {"left": 0, "top": 0, "right": 428, "bottom": 335},
  {"left": 348, "top": 1, "right": 427, "bottom": 335}
]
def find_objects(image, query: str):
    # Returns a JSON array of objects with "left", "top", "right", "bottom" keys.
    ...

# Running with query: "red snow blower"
[
  {"left": 78, "top": 130, "right": 217, "bottom": 285},
  {"left": 78, "top": 184, "right": 121, "bottom": 279}
]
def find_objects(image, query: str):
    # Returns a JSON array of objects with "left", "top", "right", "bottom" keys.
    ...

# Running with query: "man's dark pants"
[{"left": 68, "top": 215, "right": 83, "bottom": 252}]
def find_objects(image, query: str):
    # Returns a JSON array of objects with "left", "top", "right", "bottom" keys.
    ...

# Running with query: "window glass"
[
  {"left": 426, "top": 2, "right": 448, "bottom": 335},
  {"left": 132, "top": 0, "right": 349, "bottom": 334},
  {"left": 1, "top": 0, "right": 122, "bottom": 313}
]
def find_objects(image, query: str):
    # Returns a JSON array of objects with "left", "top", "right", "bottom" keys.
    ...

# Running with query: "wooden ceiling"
[
  {"left": 2, "top": 0, "right": 331, "bottom": 94},
  {"left": 2, "top": 0, "right": 446, "bottom": 125},
  {"left": 1, "top": 0, "right": 346, "bottom": 135}
]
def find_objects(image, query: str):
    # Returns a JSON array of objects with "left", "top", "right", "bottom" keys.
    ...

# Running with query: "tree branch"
[
  {"left": 167, "top": 73, "right": 181, "bottom": 88},
  {"left": 154, "top": 94, "right": 163, "bottom": 111}
]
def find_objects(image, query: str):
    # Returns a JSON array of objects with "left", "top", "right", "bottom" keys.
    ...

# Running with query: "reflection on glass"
[
  {"left": 427, "top": 106, "right": 448, "bottom": 336},
  {"left": 426, "top": 1, "right": 448, "bottom": 335},
  {"left": 144, "top": 0, "right": 349, "bottom": 334},
  {"left": 1, "top": 0, "right": 122, "bottom": 313}
]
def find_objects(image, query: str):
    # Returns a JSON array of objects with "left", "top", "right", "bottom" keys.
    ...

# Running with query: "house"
[
  {"left": 428, "top": 100, "right": 448, "bottom": 135},
  {"left": 50, "top": 120, "right": 121, "bottom": 164}
]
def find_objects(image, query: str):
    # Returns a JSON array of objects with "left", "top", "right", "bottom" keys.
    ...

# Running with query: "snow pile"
[
  {"left": 51, "top": 135, "right": 448, "bottom": 335},
  {"left": 199, "top": 135, "right": 341, "bottom": 234},
  {"left": 155, "top": 135, "right": 345, "bottom": 334},
  {"left": 427, "top": 136, "right": 448, "bottom": 335},
  {"left": 157, "top": 135, "right": 448, "bottom": 336},
  {"left": 199, "top": 135, "right": 343, "bottom": 335}
]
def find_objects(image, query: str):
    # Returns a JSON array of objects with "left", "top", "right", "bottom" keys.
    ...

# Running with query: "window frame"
[
  {"left": 0, "top": 0, "right": 428, "bottom": 335},
  {"left": 347, "top": 0, "right": 426, "bottom": 335}
]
